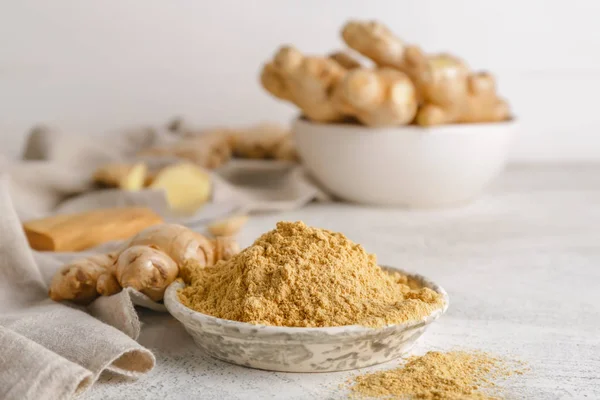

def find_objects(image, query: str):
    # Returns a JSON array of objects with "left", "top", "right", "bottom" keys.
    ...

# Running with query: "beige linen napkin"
[
  {"left": 10, "top": 125, "right": 328, "bottom": 221},
  {"left": 0, "top": 176, "right": 155, "bottom": 400}
]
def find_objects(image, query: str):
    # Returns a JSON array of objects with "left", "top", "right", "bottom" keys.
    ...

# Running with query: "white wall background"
[{"left": 1, "top": 0, "right": 599, "bottom": 161}]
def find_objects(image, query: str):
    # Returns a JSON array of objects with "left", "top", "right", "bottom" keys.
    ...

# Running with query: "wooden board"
[{"left": 23, "top": 207, "right": 163, "bottom": 251}]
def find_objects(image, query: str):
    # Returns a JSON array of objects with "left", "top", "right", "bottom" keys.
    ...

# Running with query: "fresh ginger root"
[
  {"left": 148, "top": 163, "right": 212, "bottom": 214},
  {"left": 342, "top": 20, "right": 439, "bottom": 97},
  {"left": 93, "top": 162, "right": 147, "bottom": 191},
  {"left": 332, "top": 68, "right": 418, "bottom": 126},
  {"left": 48, "top": 223, "right": 241, "bottom": 303},
  {"left": 230, "top": 123, "right": 297, "bottom": 160},
  {"left": 138, "top": 129, "right": 232, "bottom": 169},
  {"left": 260, "top": 46, "right": 347, "bottom": 123},
  {"left": 116, "top": 224, "right": 240, "bottom": 299},
  {"left": 417, "top": 70, "right": 511, "bottom": 126},
  {"left": 342, "top": 20, "right": 510, "bottom": 126},
  {"left": 342, "top": 21, "right": 411, "bottom": 71},
  {"left": 114, "top": 245, "right": 178, "bottom": 301},
  {"left": 328, "top": 51, "right": 362, "bottom": 70},
  {"left": 404, "top": 52, "right": 509, "bottom": 126},
  {"left": 96, "top": 269, "right": 121, "bottom": 296},
  {"left": 49, "top": 253, "right": 116, "bottom": 304},
  {"left": 126, "top": 223, "right": 217, "bottom": 266},
  {"left": 114, "top": 225, "right": 239, "bottom": 300}
]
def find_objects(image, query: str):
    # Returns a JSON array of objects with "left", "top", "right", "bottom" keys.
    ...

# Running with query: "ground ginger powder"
[
  {"left": 350, "top": 351, "right": 525, "bottom": 399},
  {"left": 178, "top": 221, "right": 444, "bottom": 327}
]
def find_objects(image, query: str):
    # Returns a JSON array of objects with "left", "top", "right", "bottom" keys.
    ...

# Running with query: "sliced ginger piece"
[
  {"left": 149, "top": 163, "right": 212, "bottom": 214},
  {"left": 93, "top": 162, "right": 147, "bottom": 191},
  {"left": 208, "top": 215, "right": 249, "bottom": 237}
]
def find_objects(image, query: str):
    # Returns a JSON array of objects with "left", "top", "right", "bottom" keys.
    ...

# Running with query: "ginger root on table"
[
  {"left": 230, "top": 123, "right": 298, "bottom": 161},
  {"left": 48, "top": 223, "right": 241, "bottom": 304},
  {"left": 114, "top": 245, "right": 178, "bottom": 301},
  {"left": 93, "top": 162, "right": 147, "bottom": 191},
  {"left": 49, "top": 253, "right": 116, "bottom": 304},
  {"left": 138, "top": 129, "right": 233, "bottom": 169},
  {"left": 332, "top": 67, "right": 418, "bottom": 126},
  {"left": 96, "top": 268, "right": 122, "bottom": 296},
  {"left": 260, "top": 46, "right": 347, "bottom": 123},
  {"left": 125, "top": 223, "right": 217, "bottom": 266},
  {"left": 342, "top": 20, "right": 510, "bottom": 126}
]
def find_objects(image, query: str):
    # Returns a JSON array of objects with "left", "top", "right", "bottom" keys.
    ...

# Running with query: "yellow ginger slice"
[{"left": 149, "top": 163, "right": 211, "bottom": 214}]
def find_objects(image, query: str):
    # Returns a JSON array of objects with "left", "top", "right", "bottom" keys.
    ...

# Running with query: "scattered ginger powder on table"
[
  {"left": 178, "top": 221, "right": 444, "bottom": 327},
  {"left": 350, "top": 350, "right": 526, "bottom": 399}
]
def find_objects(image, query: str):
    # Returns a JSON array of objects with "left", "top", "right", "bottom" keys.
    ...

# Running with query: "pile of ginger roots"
[
  {"left": 49, "top": 224, "right": 240, "bottom": 304},
  {"left": 260, "top": 20, "right": 510, "bottom": 127}
]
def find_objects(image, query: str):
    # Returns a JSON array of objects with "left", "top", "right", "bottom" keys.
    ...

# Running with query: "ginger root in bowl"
[
  {"left": 332, "top": 67, "right": 418, "bottom": 127},
  {"left": 261, "top": 46, "right": 347, "bottom": 123},
  {"left": 260, "top": 20, "right": 511, "bottom": 127}
]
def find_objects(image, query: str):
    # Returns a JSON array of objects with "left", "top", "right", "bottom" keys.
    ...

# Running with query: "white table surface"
[{"left": 86, "top": 165, "right": 600, "bottom": 400}]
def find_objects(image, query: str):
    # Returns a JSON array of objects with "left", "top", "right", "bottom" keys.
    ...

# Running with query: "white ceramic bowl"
[
  {"left": 164, "top": 268, "right": 448, "bottom": 373},
  {"left": 293, "top": 118, "right": 517, "bottom": 207}
]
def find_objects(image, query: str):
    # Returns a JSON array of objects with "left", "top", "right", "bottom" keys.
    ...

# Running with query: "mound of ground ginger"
[{"left": 178, "top": 221, "right": 444, "bottom": 328}]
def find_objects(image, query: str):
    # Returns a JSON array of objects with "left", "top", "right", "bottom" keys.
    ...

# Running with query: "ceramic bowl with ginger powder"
[{"left": 164, "top": 267, "right": 448, "bottom": 373}]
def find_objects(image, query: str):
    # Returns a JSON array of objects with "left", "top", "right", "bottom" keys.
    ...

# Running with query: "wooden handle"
[{"left": 23, "top": 207, "right": 163, "bottom": 252}]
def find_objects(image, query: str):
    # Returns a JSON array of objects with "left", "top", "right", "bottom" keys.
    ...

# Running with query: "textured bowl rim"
[
  {"left": 292, "top": 115, "right": 518, "bottom": 134},
  {"left": 164, "top": 266, "right": 449, "bottom": 336}
]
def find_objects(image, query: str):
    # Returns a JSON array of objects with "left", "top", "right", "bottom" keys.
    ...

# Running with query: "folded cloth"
[{"left": 0, "top": 176, "right": 155, "bottom": 400}]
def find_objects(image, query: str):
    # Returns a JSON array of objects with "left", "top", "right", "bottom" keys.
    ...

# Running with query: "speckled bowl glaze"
[{"left": 164, "top": 268, "right": 449, "bottom": 373}]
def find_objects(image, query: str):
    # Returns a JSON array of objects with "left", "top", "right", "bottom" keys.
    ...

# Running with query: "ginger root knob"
[
  {"left": 49, "top": 224, "right": 241, "bottom": 303},
  {"left": 332, "top": 68, "right": 418, "bottom": 126},
  {"left": 115, "top": 245, "right": 179, "bottom": 302},
  {"left": 96, "top": 272, "right": 121, "bottom": 296},
  {"left": 128, "top": 223, "right": 215, "bottom": 267},
  {"left": 48, "top": 253, "right": 115, "bottom": 304}
]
